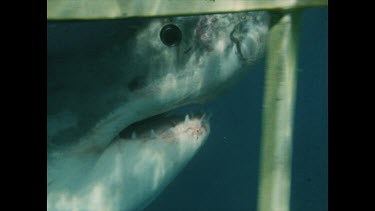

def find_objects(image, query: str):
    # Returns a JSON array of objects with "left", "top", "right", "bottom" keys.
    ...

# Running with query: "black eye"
[{"left": 160, "top": 24, "right": 182, "bottom": 47}]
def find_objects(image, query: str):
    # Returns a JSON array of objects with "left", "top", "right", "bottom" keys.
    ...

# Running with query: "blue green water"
[{"left": 145, "top": 8, "right": 328, "bottom": 211}]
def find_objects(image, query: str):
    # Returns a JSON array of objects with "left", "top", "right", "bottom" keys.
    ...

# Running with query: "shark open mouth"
[{"left": 118, "top": 108, "right": 210, "bottom": 142}]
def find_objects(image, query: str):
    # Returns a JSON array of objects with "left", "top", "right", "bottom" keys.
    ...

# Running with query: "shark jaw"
[{"left": 47, "top": 112, "right": 210, "bottom": 211}]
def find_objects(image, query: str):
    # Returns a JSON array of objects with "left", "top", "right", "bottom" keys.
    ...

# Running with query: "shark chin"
[{"left": 48, "top": 113, "right": 210, "bottom": 211}]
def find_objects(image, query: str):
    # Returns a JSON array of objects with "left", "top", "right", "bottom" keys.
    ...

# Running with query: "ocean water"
[{"left": 144, "top": 8, "right": 328, "bottom": 211}]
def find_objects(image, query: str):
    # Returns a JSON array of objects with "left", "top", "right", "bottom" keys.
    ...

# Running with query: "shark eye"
[{"left": 160, "top": 24, "right": 182, "bottom": 47}]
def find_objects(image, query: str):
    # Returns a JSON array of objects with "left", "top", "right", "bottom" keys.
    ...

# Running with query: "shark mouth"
[{"left": 118, "top": 109, "right": 210, "bottom": 142}]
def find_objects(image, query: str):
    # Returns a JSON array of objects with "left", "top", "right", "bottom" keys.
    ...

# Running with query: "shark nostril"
[
  {"left": 230, "top": 20, "right": 266, "bottom": 63},
  {"left": 230, "top": 21, "right": 248, "bottom": 43}
]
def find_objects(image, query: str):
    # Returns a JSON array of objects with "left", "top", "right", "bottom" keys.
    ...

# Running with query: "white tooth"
[
  {"left": 200, "top": 114, "right": 206, "bottom": 121},
  {"left": 185, "top": 114, "right": 190, "bottom": 123},
  {"left": 131, "top": 132, "right": 137, "bottom": 139},
  {"left": 170, "top": 120, "right": 177, "bottom": 127},
  {"left": 150, "top": 129, "right": 157, "bottom": 137}
]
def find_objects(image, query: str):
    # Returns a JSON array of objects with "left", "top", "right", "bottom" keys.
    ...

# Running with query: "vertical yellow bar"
[{"left": 257, "top": 11, "right": 301, "bottom": 211}]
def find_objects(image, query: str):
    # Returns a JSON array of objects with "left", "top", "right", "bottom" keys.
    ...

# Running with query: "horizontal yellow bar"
[{"left": 47, "top": 0, "right": 327, "bottom": 20}]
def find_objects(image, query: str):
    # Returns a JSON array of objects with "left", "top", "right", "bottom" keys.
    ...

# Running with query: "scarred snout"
[{"left": 230, "top": 13, "right": 269, "bottom": 64}]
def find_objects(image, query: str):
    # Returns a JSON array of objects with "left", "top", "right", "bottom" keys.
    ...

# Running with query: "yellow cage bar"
[{"left": 47, "top": 0, "right": 327, "bottom": 20}]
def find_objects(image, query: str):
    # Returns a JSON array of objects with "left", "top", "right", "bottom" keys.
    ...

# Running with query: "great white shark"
[{"left": 47, "top": 11, "right": 269, "bottom": 211}]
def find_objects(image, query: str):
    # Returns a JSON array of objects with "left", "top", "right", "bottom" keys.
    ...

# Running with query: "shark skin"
[{"left": 47, "top": 11, "right": 269, "bottom": 211}]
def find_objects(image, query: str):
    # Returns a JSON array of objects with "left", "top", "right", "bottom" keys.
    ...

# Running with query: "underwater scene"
[
  {"left": 145, "top": 9, "right": 327, "bottom": 211},
  {"left": 47, "top": 5, "right": 327, "bottom": 211}
]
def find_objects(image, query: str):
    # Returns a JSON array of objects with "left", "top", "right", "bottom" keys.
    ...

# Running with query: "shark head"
[
  {"left": 47, "top": 11, "right": 269, "bottom": 211},
  {"left": 130, "top": 11, "right": 269, "bottom": 105}
]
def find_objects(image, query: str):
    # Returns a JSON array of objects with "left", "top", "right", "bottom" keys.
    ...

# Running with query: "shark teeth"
[
  {"left": 184, "top": 114, "right": 190, "bottom": 123},
  {"left": 120, "top": 112, "right": 210, "bottom": 140},
  {"left": 150, "top": 129, "right": 157, "bottom": 138},
  {"left": 202, "top": 113, "right": 212, "bottom": 122},
  {"left": 169, "top": 120, "right": 177, "bottom": 127},
  {"left": 200, "top": 114, "right": 206, "bottom": 121},
  {"left": 131, "top": 132, "right": 137, "bottom": 139}
]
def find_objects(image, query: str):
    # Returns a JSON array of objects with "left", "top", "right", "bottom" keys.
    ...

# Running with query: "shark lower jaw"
[{"left": 47, "top": 108, "right": 210, "bottom": 211}]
